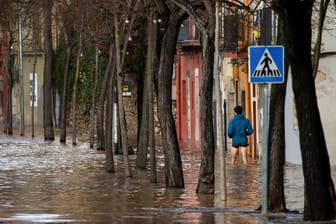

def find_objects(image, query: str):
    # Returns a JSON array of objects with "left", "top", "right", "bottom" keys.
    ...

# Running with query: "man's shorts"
[{"left": 232, "top": 143, "right": 248, "bottom": 148}]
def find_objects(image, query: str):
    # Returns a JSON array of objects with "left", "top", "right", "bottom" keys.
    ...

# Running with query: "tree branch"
[{"left": 170, "top": 0, "right": 206, "bottom": 33}]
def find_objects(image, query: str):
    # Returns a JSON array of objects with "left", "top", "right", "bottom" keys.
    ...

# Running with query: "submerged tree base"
[{"left": 196, "top": 174, "right": 214, "bottom": 194}]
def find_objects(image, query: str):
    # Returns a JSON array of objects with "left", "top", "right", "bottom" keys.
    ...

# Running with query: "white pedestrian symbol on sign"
[{"left": 252, "top": 49, "right": 281, "bottom": 77}]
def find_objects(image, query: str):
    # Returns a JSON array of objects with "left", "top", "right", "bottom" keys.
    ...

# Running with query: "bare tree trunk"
[
  {"left": 156, "top": 6, "right": 185, "bottom": 187},
  {"left": 195, "top": 1, "right": 216, "bottom": 194},
  {"left": 42, "top": 0, "right": 55, "bottom": 140},
  {"left": 31, "top": 35, "right": 37, "bottom": 138},
  {"left": 116, "top": 60, "right": 132, "bottom": 176},
  {"left": 268, "top": 82, "right": 287, "bottom": 211},
  {"left": 144, "top": 7, "right": 159, "bottom": 182},
  {"left": 196, "top": 30, "right": 215, "bottom": 194},
  {"left": 136, "top": 74, "right": 149, "bottom": 169},
  {"left": 113, "top": 0, "right": 132, "bottom": 177},
  {"left": 31, "top": 15, "right": 40, "bottom": 138},
  {"left": 4, "top": 32, "right": 13, "bottom": 135},
  {"left": 59, "top": 33, "right": 75, "bottom": 143},
  {"left": 170, "top": 0, "right": 216, "bottom": 193},
  {"left": 149, "top": 14, "right": 158, "bottom": 184},
  {"left": 274, "top": 1, "right": 336, "bottom": 220},
  {"left": 135, "top": 81, "right": 149, "bottom": 169},
  {"left": 90, "top": 45, "right": 100, "bottom": 148},
  {"left": 267, "top": 16, "right": 288, "bottom": 212},
  {"left": 312, "top": 0, "right": 330, "bottom": 79},
  {"left": 136, "top": 3, "right": 153, "bottom": 169},
  {"left": 105, "top": 65, "right": 115, "bottom": 172},
  {"left": 5, "top": 81, "right": 13, "bottom": 135},
  {"left": 71, "top": 33, "right": 82, "bottom": 145},
  {"left": 5, "top": 71, "right": 13, "bottom": 135},
  {"left": 18, "top": 3, "right": 24, "bottom": 136},
  {"left": 96, "top": 43, "right": 114, "bottom": 150}
]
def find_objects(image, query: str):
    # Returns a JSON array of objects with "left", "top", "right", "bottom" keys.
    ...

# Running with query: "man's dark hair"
[{"left": 234, "top": 106, "right": 243, "bottom": 114}]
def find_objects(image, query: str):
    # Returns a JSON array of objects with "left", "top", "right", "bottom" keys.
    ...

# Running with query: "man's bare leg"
[
  {"left": 231, "top": 147, "right": 239, "bottom": 165},
  {"left": 240, "top": 146, "right": 248, "bottom": 164}
]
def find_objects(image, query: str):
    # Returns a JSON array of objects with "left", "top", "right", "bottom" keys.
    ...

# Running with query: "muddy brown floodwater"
[{"left": 0, "top": 134, "right": 332, "bottom": 223}]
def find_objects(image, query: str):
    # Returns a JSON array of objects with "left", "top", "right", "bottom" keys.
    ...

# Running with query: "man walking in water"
[{"left": 228, "top": 106, "right": 253, "bottom": 165}]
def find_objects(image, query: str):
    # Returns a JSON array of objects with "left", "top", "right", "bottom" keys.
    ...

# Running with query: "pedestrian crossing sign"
[{"left": 248, "top": 46, "right": 284, "bottom": 83}]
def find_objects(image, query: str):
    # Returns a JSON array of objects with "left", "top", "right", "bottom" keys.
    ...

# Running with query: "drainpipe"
[{"left": 244, "top": 62, "right": 252, "bottom": 155}]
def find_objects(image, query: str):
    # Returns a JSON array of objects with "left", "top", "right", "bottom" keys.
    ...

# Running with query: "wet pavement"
[{"left": 0, "top": 132, "right": 328, "bottom": 223}]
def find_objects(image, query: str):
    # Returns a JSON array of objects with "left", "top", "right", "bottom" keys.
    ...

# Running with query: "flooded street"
[{"left": 0, "top": 133, "right": 327, "bottom": 223}]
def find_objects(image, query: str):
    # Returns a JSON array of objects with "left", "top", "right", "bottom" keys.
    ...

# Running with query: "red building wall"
[{"left": 176, "top": 47, "right": 202, "bottom": 142}]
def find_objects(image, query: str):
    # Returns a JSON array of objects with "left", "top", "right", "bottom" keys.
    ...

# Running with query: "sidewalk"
[{"left": 214, "top": 148, "right": 304, "bottom": 223}]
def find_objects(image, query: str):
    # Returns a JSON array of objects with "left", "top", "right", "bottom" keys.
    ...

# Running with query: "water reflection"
[{"left": 0, "top": 135, "right": 310, "bottom": 223}]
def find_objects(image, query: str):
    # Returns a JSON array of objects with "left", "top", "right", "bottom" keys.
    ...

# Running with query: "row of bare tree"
[{"left": 1, "top": 0, "right": 336, "bottom": 221}]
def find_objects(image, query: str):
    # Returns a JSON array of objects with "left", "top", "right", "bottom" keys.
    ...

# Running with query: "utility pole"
[{"left": 215, "top": 0, "right": 227, "bottom": 201}]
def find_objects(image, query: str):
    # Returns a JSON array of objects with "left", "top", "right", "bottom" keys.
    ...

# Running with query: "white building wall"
[
  {"left": 316, "top": 56, "right": 336, "bottom": 165},
  {"left": 318, "top": 5, "right": 336, "bottom": 165},
  {"left": 285, "top": 72, "right": 302, "bottom": 165},
  {"left": 285, "top": 5, "right": 336, "bottom": 165},
  {"left": 222, "top": 57, "right": 235, "bottom": 117}
]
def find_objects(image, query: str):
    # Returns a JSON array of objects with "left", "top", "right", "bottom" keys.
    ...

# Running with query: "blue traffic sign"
[{"left": 248, "top": 46, "right": 284, "bottom": 83}]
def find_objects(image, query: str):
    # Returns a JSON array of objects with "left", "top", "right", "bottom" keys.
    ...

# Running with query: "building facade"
[
  {"left": 175, "top": 19, "right": 202, "bottom": 142},
  {"left": 285, "top": 6, "right": 336, "bottom": 165},
  {"left": 0, "top": 13, "right": 45, "bottom": 130}
]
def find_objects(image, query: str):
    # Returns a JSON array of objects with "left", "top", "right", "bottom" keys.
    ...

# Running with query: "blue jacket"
[{"left": 228, "top": 114, "right": 253, "bottom": 145}]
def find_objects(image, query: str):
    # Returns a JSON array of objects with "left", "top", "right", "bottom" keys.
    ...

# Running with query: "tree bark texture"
[
  {"left": 4, "top": 32, "right": 13, "bottom": 135},
  {"left": 274, "top": 0, "right": 336, "bottom": 220},
  {"left": 105, "top": 66, "right": 114, "bottom": 173},
  {"left": 157, "top": 8, "right": 184, "bottom": 188},
  {"left": 96, "top": 44, "right": 114, "bottom": 150},
  {"left": 312, "top": 0, "right": 330, "bottom": 78},
  {"left": 193, "top": 0, "right": 216, "bottom": 194},
  {"left": 171, "top": 0, "right": 216, "bottom": 194},
  {"left": 148, "top": 10, "right": 158, "bottom": 183},
  {"left": 136, "top": 55, "right": 150, "bottom": 169},
  {"left": 116, "top": 61, "right": 132, "bottom": 177},
  {"left": 267, "top": 15, "right": 288, "bottom": 212},
  {"left": 136, "top": 5, "right": 158, "bottom": 169},
  {"left": 71, "top": 33, "right": 82, "bottom": 145},
  {"left": 113, "top": 0, "right": 132, "bottom": 177},
  {"left": 268, "top": 83, "right": 287, "bottom": 212},
  {"left": 42, "top": 0, "right": 55, "bottom": 140},
  {"left": 90, "top": 46, "right": 100, "bottom": 148},
  {"left": 196, "top": 20, "right": 215, "bottom": 194},
  {"left": 31, "top": 30, "right": 38, "bottom": 138},
  {"left": 59, "top": 33, "right": 75, "bottom": 143},
  {"left": 5, "top": 77, "right": 13, "bottom": 135}
]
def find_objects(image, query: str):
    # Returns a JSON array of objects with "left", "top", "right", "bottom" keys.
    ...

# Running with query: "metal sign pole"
[
  {"left": 261, "top": 82, "right": 269, "bottom": 214},
  {"left": 248, "top": 45, "right": 284, "bottom": 215}
]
